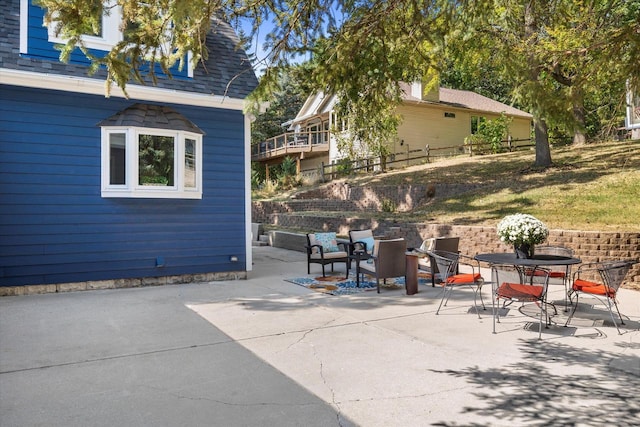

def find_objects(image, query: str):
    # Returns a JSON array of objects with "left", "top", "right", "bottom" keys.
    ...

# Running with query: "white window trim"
[
  {"left": 46, "top": 1, "right": 123, "bottom": 52},
  {"left": 42, "top": 1, "right": 193, "bottom": 75},
  {"left": 20, "top": 0, "right": 28, "bottom": 53},
  {"left": 101, "top": 126, "right": 203, "bottom": 199}
]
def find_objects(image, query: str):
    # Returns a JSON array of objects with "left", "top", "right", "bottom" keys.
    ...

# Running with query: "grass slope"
[{"left": 277, "top": 140, "right": 640, "bottom": 232}]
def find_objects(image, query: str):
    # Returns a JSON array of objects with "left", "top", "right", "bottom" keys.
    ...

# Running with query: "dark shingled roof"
[
  {"left": 96, "top": 103, "right": 206, "bottom": 134},
  {"left": 0, "top": 0, "right": 258, "bottom": 99}
]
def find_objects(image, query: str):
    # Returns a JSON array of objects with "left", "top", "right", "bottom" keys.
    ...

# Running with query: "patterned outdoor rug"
[{"left": 285, "top": 272, "right": 433, "bottom": 296}]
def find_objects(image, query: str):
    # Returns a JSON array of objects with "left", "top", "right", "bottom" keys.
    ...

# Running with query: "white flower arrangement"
[{"left": 497, "top": 213, "right": 549, "bottom": 246}]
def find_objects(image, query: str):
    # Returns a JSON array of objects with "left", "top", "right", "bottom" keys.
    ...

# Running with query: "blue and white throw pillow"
[
  {"left": 360, "top": 236, "right": 375, "bottom": 253},
  {"left": 315, "top": 232, "right": 340, "bottom": 253}
]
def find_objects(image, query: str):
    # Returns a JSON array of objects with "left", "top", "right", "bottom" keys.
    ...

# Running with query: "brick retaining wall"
[{"left": 290, "top": 182, "right": 483, "bottom": 212}]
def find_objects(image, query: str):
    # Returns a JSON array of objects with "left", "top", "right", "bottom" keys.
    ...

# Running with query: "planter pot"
[{"left": 514, "top": 243, "right": 535, "bottom": 259}]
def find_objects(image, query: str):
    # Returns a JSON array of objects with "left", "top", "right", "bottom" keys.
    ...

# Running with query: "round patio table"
[
  {"left": 475, "top": 252, "right": 582, "bottom": 315},
  {"left": 474, "top": 253, "right": 581, "bottom": 267}
]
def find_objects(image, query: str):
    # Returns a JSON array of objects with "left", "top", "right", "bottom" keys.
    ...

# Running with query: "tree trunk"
[
  {"left": 525, "top": 2, "right": 552, "bottom": 168},
  {"left": 534, "top": 118, "right": 552, "bottom": 167},
  {"left": 572, "top": 87, "right": 587, "bottom": 145}
]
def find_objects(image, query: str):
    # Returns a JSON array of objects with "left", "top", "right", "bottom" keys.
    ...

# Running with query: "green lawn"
[{"left": 261, "top": 140, "right": 640, "bottom": 232}]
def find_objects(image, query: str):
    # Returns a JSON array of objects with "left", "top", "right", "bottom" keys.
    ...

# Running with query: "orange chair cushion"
[
  {"left": 497, "top": 282, "right": 544, "bottom": 301},
  {"left": 524, "top": 269, "right": 565, "bottom": 278},
  {"left": 572, "top": 279, "right": 616, "bottom": 298},
  {"left": 445, "top": 273, "right": 482, "bottom": 285}
]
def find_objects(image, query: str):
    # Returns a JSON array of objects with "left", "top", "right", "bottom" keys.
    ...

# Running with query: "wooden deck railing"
[{"left": 251, "top": 130, "right": 330, "bottom": 161}]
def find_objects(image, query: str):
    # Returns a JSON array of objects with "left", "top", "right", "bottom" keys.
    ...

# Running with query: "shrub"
[
  {"left": 381, "top": 198, "right": 397, "bottom": 213},
  {"left": 464, "top": 113, "right": 513, "bottom": 154},
  {"left": 335, "top": 158, "right": 353, "bottom": 176}
]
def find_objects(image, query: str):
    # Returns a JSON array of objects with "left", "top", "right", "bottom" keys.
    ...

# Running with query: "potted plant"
[{"left": 497, "top": 213, "right": 549, "bottom": 258}]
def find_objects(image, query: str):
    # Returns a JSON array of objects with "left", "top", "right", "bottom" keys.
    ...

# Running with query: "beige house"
[{"left": 252, "top": 82, "right": 533, "bottom": 181}]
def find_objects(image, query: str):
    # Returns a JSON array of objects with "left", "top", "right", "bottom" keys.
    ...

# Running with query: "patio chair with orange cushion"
[
  {"left": 491, "top": 264, "right": 551, "bottom": 339},
  {"left": 417, "top": 237, "right": 460, "bottom": 286},
  {"left": 524, "top": 245, "right": 574, "bottom": 311},
  {"left": 565, "top": 260, "right": 636, "bottom": 334},
  {"left": 427, "top": 250, "right": 485, "bottom": 318}
]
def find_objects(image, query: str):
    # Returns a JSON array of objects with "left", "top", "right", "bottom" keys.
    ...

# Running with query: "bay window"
[{"left": 101, "top": 127, "right": 202, "bottom": 199}]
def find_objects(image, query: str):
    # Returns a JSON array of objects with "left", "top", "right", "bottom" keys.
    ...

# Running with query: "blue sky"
[{"left": 236, "top": 6, "right": 345, "bottom": 75}]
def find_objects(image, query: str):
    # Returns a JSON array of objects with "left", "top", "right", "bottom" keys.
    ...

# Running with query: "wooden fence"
[{"left": 306, "top": 138, "right": 535, "bottom": 182}]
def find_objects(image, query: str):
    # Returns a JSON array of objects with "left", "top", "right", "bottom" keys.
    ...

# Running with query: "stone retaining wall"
[
  {"left": 290, "top": 182, "right": 483, "bottom": 212},
  {"left": 252, "top": 200, "right": 361, "bottom": 223},
  {"left": 0, "top": 271, "right": 247, "bottom": 297}
]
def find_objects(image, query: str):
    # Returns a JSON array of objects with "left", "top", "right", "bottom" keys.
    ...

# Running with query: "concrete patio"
[{"left": 1, "top": 246, "right": 639, "bottom": 426}]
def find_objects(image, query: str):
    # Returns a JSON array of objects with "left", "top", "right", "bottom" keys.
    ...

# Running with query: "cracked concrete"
[{"left": 1, "top": 246, "right": 639, "bottom": 426}]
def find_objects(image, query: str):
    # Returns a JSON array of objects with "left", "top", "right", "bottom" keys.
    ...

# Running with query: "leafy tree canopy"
[{"left": 37, "top": 0, "right": 640, "bottom": 167}]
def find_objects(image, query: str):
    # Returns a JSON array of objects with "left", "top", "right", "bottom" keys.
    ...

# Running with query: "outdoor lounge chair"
[
  {"left": 349, "top": 229, "right": 376, "bottom": 257},
  {"left": 305, "top": 232, "right": 349, "bottom": 277},
  {"left": 357, "top": 238, "right": 407, "bottom": 293}
]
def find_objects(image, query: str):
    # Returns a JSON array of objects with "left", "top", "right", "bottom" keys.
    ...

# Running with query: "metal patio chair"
[
  {"left": 565, "top": 260, "right": 636, "bottom": 334},
  {"left": 428, "top": 250, "right": 485, "bottom": 318},
  {"left": 417, "top": 237, "right": 460, "bottom": 287},
  {"left": 527, "top": 245, "right": 574, "bottom": 311},
  {"left": 491, "top": 263, "right": 551, "bottom": 339}
]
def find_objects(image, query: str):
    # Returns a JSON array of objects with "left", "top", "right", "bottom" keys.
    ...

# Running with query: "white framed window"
[
  {"left": 43, "top": 1, "right": 193, "bottom": 77},
  {"left": 101, "top": 127, "right": 202, "bottom": 199},
  {"left": 46, "top": 1, "right": 123, "bottom": 51}
]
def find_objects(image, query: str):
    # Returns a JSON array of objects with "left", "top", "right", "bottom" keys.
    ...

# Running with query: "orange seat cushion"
[
  {"left": 445, "top": 273, "right": 482, "bottom": 285},
  {"left": 572, "top": 279, "right": 616, "bottom": 298},
  {"left": 497, "top": 282, "right": 544, "bottom": 301},
  {"left": 524, "top": 269, "right": 565, "bottom": 278}
]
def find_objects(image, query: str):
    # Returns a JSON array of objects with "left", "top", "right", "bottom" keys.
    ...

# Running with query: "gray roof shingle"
[
  {"left": 400, "top": 82, "right": 532, "bottom": 118},
  {"left": 96, "top": 103, "right": 206, "bottom": 134},
  {"left": 0, "top": 0, "right": 258, "bottom": 100}
]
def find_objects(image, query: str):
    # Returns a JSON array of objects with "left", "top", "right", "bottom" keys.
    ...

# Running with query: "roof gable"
[
  {"left": 0, "top": 1, "right": 257, "bottom": 100},
  {"left": 292, "top": 92, "right": 338, "bottom": 125}
]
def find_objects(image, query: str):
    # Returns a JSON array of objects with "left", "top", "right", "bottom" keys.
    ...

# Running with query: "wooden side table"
[{"left": 405, "top": 252, "right": 419, "bottom": 295}]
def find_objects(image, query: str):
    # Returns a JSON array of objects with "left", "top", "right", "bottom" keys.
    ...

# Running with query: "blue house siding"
[
  {"left": 25, "top": 2, "right": 190, "bottom": 79},
  {"left": 0, "top": 85, "right": 247, "bottom": 286}
]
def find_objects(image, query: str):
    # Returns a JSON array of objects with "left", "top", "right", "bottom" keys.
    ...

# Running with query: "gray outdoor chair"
[{"left": 357, "top": 238, "right": 407, "bottom": 293}]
